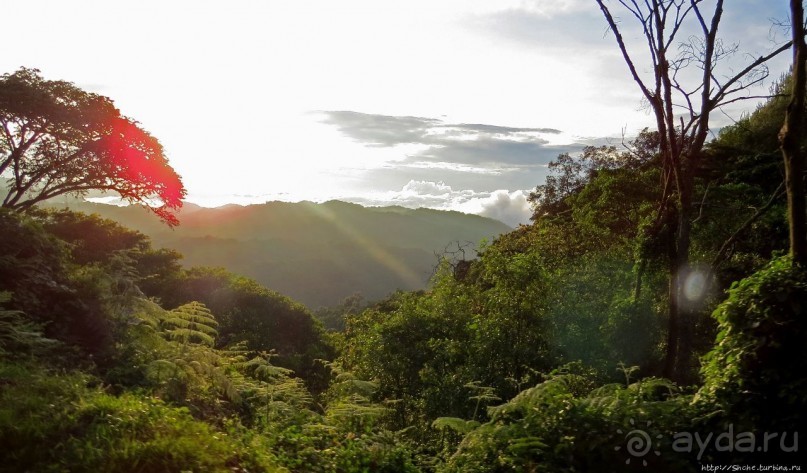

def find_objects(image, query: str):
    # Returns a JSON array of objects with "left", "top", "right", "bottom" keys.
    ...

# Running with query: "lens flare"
[
  {"left": 307, "top": 203, "right": 425, "bottom": 289},
  {"left": 683, "top": 269, "right": 707, "bottom": 301}
]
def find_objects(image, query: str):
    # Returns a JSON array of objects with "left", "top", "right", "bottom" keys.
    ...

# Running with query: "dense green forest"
[
  {"left": 41, "top": 200, "right": 510, "bottom": 309},
  {"left": 3, "top": 3, "right": 807, "bottom": 471}
]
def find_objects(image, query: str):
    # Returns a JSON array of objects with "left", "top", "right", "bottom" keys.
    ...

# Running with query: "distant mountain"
[{"left": 46, "top": 200, "right": 511, "bottom": 308}]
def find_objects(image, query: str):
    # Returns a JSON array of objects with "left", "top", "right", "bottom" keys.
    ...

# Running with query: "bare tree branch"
[{"left": 708, "top": 182, "right": 785, "bottom": 279}]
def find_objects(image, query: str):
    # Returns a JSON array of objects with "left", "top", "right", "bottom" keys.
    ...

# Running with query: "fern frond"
[{"left": 432, "top": 417, "right": 481, "bottom": 434}]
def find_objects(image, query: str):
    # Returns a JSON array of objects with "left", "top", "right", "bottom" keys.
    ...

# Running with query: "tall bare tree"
[
  {"left": 594, "top": 0, "right": 791, "bottom": 381},
  {"left": 780, "top": 0, "right": 807, "bottom": 265}
]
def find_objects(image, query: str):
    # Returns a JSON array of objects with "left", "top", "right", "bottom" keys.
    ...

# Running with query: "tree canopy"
[{"left": 0, "top": 68, "right": 185, "bottom": 226}]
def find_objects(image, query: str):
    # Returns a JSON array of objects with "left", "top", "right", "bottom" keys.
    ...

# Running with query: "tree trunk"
[
  {"left": 781, "top": 0, "right": 807, "bottom": 266},
  {"left": 663, "top": 261, "right": 680, "bottom": 379},
  {"left": 673, "top": 180, "right": 694, "bottom": 383},
  {"left": 662, "top": 176, "right": 695, "bottom": 383}
]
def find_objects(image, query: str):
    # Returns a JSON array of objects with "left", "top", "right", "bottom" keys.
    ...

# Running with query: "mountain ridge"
[{"left": 45, "top": 199, "right": 511, "bottom": 307}]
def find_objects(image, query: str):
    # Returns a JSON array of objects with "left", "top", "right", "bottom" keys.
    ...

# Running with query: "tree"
[
  {"left": 595, "top": 0, "right": 792, "bottom": 382},
  {"left": 0, "top": 68, "right": 185, "bottom": 226},
  {"left": 780, "top": 0, "right": 807, "bottom": 265}
]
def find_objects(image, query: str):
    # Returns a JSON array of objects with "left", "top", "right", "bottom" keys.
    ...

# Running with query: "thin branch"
[
  {"left": 597, "top": 0, "right": 656, "bottom": 103},
  {"left": 708, "top": 182, "right": 786, "bottom": 279},
  {"left": 716, "top": 94, "right": 785, "bottom": 107},
  {"left": 711, "top": 41, "right": 792, "bottom": 105},
  {"left": 666, "top": 2, "right": 696, "bottom": 49},
  {"left": 692, "top": 180, "right": 712, "bottom": 224}
]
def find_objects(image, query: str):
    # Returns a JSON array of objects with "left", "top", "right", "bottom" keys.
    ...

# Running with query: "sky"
[{"left": 0, "top": 0, "right": 793, "bottom": 226}]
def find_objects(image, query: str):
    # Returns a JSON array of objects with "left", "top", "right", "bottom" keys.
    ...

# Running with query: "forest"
[
  {"left": 42, "top": 199, "right": 511, "bottom": 309},
  {"left": 2, "top": 1, "right": 807, "bottom": 472}
]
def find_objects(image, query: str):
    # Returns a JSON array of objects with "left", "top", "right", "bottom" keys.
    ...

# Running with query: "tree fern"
[
  {"left": 160, "top": 301, "right": 219, "bottom": 347},
  {"left": 234, "top": 351, "right": 313, "bottom": 422},
  {"left": 129, "top": 301, "right": 240, "bottom": 405},
  {"left": 431, "top": 417, "right": 480, "bottom": 434},
  {"left": 0, "top": 292, "right": 57, "bottom": 358}
]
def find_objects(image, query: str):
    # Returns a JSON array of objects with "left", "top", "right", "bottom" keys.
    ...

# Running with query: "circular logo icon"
[{"left": 614, "top": 418, "right": 663, "bottom": 467}]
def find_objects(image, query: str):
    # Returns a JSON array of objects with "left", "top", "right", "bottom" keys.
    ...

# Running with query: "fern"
[
  {"left": 464, "top": 381, "right": 501, "bottom": 421},
  {"left": 0, "top": 292, "right": 57, "bottom": 357},
  {"left": 239, "top": 353, "right": 294, "bottom": 380},
  {"left": 160, "top": 301, "right": 219, "bottom": 346},
  {"left": 432, "top": 416, "right": 481, "bottom": 434},
  {"left": 165, "top": 328, "right": 215, "bottom": 346}
]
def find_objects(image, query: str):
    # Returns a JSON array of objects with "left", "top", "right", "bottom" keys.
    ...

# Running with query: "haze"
[{"left": 0, "top": 0, "right": 790, "bottom": 225}]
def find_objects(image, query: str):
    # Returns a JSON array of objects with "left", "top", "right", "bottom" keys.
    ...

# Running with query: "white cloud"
[
  {"left": 401, "top": 180, "right": 454, "bottom": 196},
  {"left": 340, "top": 180, "right": 531, "bottom": 227},
  {"left": 404, "top": 161, "right": 507, "bottom": 174},
  {"left": 477, "top": 190, "right": 532, "bottom": 227}
]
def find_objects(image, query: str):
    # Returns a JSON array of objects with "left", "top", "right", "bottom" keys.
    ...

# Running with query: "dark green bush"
[
  {"left": 0, "top": 362, "right": 282, "bottom": 472},
  {"left": 441, "top": 365, "right": 696, "bottom": 473},
  {"left": 697, "top": 257, "right": 807, "bottom": 461}
]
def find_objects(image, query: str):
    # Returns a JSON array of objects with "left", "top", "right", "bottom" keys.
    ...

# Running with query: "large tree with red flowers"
[{"left": 0, "top": 68, "right": 185, "bottom": 226}]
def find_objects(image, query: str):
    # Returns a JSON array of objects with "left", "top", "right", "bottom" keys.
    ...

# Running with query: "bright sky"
[{"left": 0, "top": 0, "right": 792, "bottom": 225}]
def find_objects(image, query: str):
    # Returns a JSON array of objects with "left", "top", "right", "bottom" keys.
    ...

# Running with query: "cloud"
[
  {"left": 471, "top": 7, "right": 606, "bottom": 52},
  {"left": 417, "top": 136, "right": 574, "bottom": 166},
  {"left": 348, "top": 179, "right": 481, "bottom": 209},
  {"left": 401, "top": 180, "right": 453, "bottom": 196},
  {"left": 320, "top": 111, "right": 561, "bottom": 147},
  {"left": 404, "top": 161, "right": 506, "bottom": 175},
  {"left": 341, "top": 179, "right": 532, "bottom": 227},
  {"left": 357, "top": 162, "right": 549, "bottom": 195},
  {"left": 443, "top": 123, "right": 561, "bottom": 135},
  {"left": 319, "top": 110, "right": 579, "bottom": 169},
  {"left": 319, "top": 111, "right": 440, "bottom": 147},
  {"left": 319, "top": 111, "right": 604, "bottom": 224},
  {"left": 477, "top": 190, "right": 532, "bottom": 227}
]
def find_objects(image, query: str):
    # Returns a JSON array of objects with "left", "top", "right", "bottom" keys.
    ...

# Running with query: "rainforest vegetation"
[{"left": 2, "top": 2, "right": 807, "bottom": 471}]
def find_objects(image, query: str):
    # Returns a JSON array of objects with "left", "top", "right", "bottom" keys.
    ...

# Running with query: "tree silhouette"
[
  {"left": 780, "top": 0, "right": 807, "bottom": 265},
  {"left": 0, "top": 68, "right": 185, "bottom": 226},
  {"left": 595, "top": 0, "right": 791, "bottom": 382}
]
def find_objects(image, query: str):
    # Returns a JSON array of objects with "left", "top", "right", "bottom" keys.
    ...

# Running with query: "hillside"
[{"left": 47, "top": 200, "right": 511, "bottom": 307}]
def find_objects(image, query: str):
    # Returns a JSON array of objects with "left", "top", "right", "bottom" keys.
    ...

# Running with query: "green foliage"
[
  {"left": 0, "top": 362, "right": 283, "bottom": 472},
  {"left": 234, "top": 350, "right": 314, "bottom": 424},
  {"left": 152, "top": 266, "right": 333, "bottom": 390},
  {"left": 432, "top": 417, "right": 480, "bottom": 435},
  {"left": 340, "top": 234, "right": 665, "bottom": 437},
  {"left": 548, "top": 254, "right": 664, "bottom": 372},
  {"left": 699, "top": 257, "right": 807, "bottom": 436},
  {"left": 315, "top": 292, "right": 369, "bottom": 332},
  {"left": 37, "top": 209, "right": 151, "bottom": 265},
  {"left": 0, "top": 68, "right": 186, "bottom": 225},
  {"left": 53, "top": 199, "right": 510, "bottom": 308},
  {"left": 341, "top": 274, "right": 480, "bottom": 426},
  {"left": 699, "top": 74, "right": 792, "bottom": 283},
  {"left": 0, "top": 209, "right": 119, "bottom": 359},
  {"left": 441, "top": 365, "right": 695, "bottom": 473},
  {"left": 0, "top": 292, "right": 57, "bottom": 358},
  {"left": 116, "top": 299, "right": 240, "bottom": 411},
  {"left": 161, "top": 301, "right": 219, "bottom": 346},
  {"left": 529, "top": 133, "right": 658, "bottom": 227},
  {"left": 257, "top": 361, "right": 419, "bottom": 473}
]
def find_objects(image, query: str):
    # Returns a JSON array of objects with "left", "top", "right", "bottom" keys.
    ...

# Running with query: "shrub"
[
  {"left": 697, "top": 257, "right": 807, "bottom": 461},
  {"left": 441, "top": 365, "right": 696, "bottom": 473},
  {"left": 0, "top": 362, "right": 282, "bottom": 472}
]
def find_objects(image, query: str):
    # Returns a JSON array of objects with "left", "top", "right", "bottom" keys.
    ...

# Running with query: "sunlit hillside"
[{"left": 48, "top": 199, "right": 511, "bottom": 307}]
